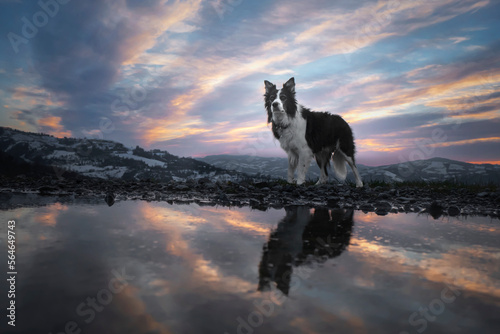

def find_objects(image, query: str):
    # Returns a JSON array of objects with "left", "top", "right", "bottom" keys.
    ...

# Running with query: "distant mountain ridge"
[
  {"left": 1, "top": 127, "right": 498, "bottom": 184},
  {"left": 0, "top": 127, "right": 243, "bottom": 182},
  {"left": 197, "top": 155, "right": 500, "bottom": 184}
]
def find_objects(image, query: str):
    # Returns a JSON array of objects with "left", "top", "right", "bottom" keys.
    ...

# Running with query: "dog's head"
[{"left": 264, "top": 77, "right": 298, "bottom": 125}]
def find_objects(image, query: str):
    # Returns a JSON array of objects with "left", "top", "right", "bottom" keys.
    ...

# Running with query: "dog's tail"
[{"left": 332, "top": 151, "right": 347, "bottom": 181}]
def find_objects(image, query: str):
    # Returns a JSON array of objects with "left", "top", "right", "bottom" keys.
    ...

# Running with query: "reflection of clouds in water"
[
  {"left": 34, "top": 202, "right": 68, "bottom": 226},
  {"left": 133, "top": 204, "right": 291, "bottom": 333},
  {"left": 133, "top": 203, "right": 266, "bottom": 330},
  {"left": 351, "top": 236, "right": 500, "bottom": 299},
  {"left": 0, "top": 202, "right": 179, "bottom": 333},
  {"left": 10, "top": 227, "right": 159, "bottom": 333},
  {"left": 350, "top": 211, "right": 500, "bottom": 300},
  {"left": 1, "top": 201, "right": 499, "bottom": 334},
  {"left": 199, "top": 206, "right": 276, "bottom": 235},
  {"left": 138, "top": 203, "right": 256, "bottom": 291}
]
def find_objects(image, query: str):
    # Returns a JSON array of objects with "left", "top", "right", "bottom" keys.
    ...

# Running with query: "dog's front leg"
[
  {"left": 287, "top": 153, "right": 298, "bottom": 183},
  {"left": 296, "top": 154, "right": 312, "bottom": 185}
]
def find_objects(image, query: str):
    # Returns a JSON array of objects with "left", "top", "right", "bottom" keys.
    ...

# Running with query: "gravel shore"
[{"left": 1, "top": 176, "right": 499, "bottom": 218}]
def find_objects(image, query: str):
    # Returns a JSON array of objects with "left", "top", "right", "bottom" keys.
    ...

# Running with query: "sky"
[{"left": 0, "top": 0, "right": 499, "bottom": 166}]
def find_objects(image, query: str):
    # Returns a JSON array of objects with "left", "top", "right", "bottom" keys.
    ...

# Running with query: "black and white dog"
[{"left": 264, "top": 77, "right": 363, "bottom": 187}]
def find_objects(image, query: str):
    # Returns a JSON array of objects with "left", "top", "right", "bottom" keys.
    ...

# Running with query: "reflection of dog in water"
[{"left": 258, "top": 206, "right": 354, "bottom": 295}]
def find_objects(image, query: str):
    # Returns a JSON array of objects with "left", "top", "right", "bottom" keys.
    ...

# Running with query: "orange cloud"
[
  {"left": 466, "top": 160, "right": 500, "bottom": 165},
  {"left": 143, "top": 120, "right": 211, "bottom": 144},
  {"left": 356, "top": 138, "right": 406, "bottom": 153},
  {"left": 201, "top": 121, "right": 269, "bottom": 144},
  {"left": 429, "top": 136, "right": 500, "bottom": 148},
  {"left": 37, "top": 116, "right": 72, "bottom": 138},
  {"left": 9, "top": 85, "right": 64, "bottom": 110},
  {"left": 38, "top": 116, "right": 61, "bottom": 128}
]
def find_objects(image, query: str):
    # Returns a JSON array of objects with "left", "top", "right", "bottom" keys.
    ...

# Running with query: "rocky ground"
[{"left": 1, "top": 175, "right": 499, "bottom": 218}]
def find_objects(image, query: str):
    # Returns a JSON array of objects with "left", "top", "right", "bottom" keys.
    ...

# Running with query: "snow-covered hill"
[
  {"left": 3, "top": 127, "right": 498, "bottom": 184},
  {"left": 0, "top": 127, "right": 243, "bottom": 182},
  {"left": 197, "top": 155, "right": 500, "bottom": 184}
]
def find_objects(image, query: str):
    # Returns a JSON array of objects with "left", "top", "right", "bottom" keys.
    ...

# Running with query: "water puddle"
[{"left": 0, "top": 201, "right": 499, "bottom": 334}]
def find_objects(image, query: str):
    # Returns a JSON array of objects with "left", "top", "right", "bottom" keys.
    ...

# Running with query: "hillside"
[{"left": 0, "top": 127, "right": 243, "bottom": 182}]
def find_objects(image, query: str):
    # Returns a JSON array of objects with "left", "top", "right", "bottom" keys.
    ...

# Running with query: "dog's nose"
[{"left": 272, "top": 102, "right": 279, "bottom": 108}]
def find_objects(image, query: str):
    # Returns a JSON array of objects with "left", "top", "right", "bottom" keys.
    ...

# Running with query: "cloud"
[
  {"left": 450, "top": 36, "right": 469, "bottom": 44},
  {"left": 37, "top": 115, "right": 72, "bottom": 137},
  {"left": 461, "top": 26, "right": 488, "bottom": 32},
  {"left": 5, "top": 0, "right": 203, "bottom": 137},
  {"left": 465, "top": 45, "right": 488, "bottom": 52},
  {"left": 32, "top": 0, "right": 202, "bottom": 96},
  {"left": 429, "top": 136, "right": 500, "bottom": 148},
  {"left": 291, "top": 0, "right": 488, "bottom": 57},
  {"left": 334, "top": 41, "right": 500, "bottom": 128}
]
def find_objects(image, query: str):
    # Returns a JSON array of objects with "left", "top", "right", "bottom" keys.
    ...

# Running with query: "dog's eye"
[
  {"left": 270, "top": 95, "right": 276, "bottom": 100},
  {"left": 280, "top": 95, "right": 287, "bottom": 101}
]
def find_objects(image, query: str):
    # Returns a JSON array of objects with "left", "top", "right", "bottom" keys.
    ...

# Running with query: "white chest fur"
[{"left": 277, "top": 108, "right": 313, "bottom": 159}]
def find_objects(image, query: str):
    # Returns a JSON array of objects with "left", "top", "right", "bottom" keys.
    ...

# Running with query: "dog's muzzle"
[{"left": 272, "top": 101, "right": 284, "bottom": 113}]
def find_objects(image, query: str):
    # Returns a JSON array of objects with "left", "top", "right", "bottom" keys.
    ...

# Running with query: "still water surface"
[{"left": 0, "top": 200, "right": 499, "bottom": 334}]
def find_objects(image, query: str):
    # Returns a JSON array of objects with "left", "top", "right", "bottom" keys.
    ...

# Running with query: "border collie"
[{"left": 264, "top": 77, "right": 363, "bottom": 187}]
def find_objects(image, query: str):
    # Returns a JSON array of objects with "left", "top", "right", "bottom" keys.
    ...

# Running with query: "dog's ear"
[
  {"left": 284, "top": 77, "right": 295, "bottom": 94},
  {"left": 264, "top": 80, "right": 275, "bottom": 91}
]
